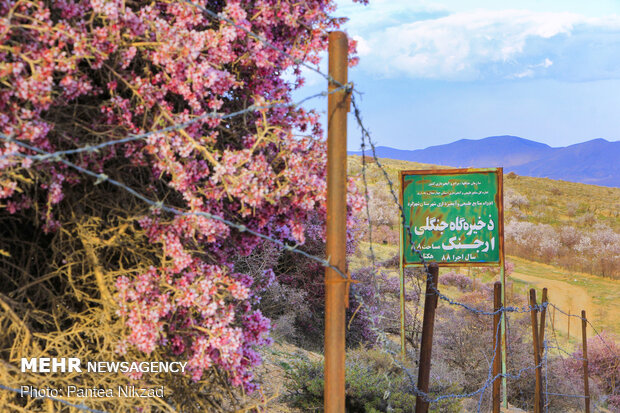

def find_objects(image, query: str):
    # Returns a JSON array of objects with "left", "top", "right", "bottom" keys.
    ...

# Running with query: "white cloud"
[
  {"left": 337, "top": 0, "right": 449, "bottom": 34},
  {"left": 345, "top": 8, "right": 620, "bottom": 81},
  {"left": 511, "top": 58, "right": 554, "bottom": 79}
]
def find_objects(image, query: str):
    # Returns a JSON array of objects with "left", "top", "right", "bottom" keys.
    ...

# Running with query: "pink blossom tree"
[{"left": 0, "top": 0, "right": 364, "bottom": 399}]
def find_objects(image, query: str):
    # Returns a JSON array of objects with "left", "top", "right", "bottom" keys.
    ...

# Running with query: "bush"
[
  {"left": 380, "top": 253, "right": 400, "bottom": 268},
  {"left": 505, "top": 188, "right": 530, "bottom": 210},
  {"left": 0, "top": 0, "right": 365, "bottom": 408},
  {"left": 505, "top": 218, "right": 620, "bottom": 278},
  {"left": 440, "top": 271, "right": 472, "bottom": 291},
  {"left": 285, "top": 347, "right": 462, "bottom": 412},
  {"left": 263, "top": 231, "right": 381, "bottom": 349},
  {"left": 568, "top": 332, "right": 620, "bottom": 410}
]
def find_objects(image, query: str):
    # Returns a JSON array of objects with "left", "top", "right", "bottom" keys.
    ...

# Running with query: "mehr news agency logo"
[{"left": 19, "top": 357, "right": 188, "bottom": 398}]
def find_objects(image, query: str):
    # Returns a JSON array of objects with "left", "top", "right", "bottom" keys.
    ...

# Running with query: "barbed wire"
[
  {"left": 544, "top": 308, "right": 600, "bottom": 411},
  {"left": 1, "top": 2, "right": 617, "bottom": 410},
  {"left": 352, "top": 89, "right": 499, "bottom": 407},
  {"left": 347, "top": 284, "right": 546, "bottom": 409},
  {"left": 548, "top": 303, "right": 620, "bottom": 364},
  {"left": 349, "top": 97, "right": 567, "bottom": 410},
  {"left": 350, "top": 81, "right": 620, "bottom": 412},
  {"left": 0, "top": 85, "right": 350, "bottom": 163},
  {"left": 0, "top": 134, "right": 352, "bottom": 283},
  {"left": 359, "top": 134, "right": 377, "bottom": 275}
]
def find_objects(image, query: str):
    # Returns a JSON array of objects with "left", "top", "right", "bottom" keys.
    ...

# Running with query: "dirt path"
[{"left": 510, "top": 271, "right": 597, "bottom": 338}]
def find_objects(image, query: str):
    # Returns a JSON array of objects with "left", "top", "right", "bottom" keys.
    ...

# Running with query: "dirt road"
[{"left": 509, "top": 271, "right": 597, "bottom": 338}]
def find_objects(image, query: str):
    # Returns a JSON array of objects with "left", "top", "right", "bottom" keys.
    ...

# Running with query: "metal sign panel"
[{"left": 400, "top": 168, "right": 504, "bottom": 266}]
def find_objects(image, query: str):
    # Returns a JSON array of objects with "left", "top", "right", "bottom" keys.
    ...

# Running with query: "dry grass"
[
  {"left": 349, "top": 155, "right": 620, "bottom": 231},
  {"left": 0, "top": 183, "right": 243, "bottom": 412}
]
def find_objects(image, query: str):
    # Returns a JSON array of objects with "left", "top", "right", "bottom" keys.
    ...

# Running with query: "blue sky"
[{"left": 294, "top": 0, "right": 620, "bottom": 151}]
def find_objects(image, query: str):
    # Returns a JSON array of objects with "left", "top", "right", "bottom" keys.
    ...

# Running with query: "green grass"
[{"left": 508, "top": 256, "right": 620, "bottom": 335}]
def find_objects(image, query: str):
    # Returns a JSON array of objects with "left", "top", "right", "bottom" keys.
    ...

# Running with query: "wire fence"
[
  {"left": 351, "top": 101, "right": 618, "bottom": 411},
  {"left": 0, "top": 2, "right": 618, "bottom": 412}
]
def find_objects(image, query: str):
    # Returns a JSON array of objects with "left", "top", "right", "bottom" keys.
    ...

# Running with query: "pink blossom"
[{"left": 1, "top": 0, "right": 363, "bottom": 394}]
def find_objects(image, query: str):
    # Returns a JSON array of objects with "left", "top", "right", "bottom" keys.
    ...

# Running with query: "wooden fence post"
[
  {"left": 493, "top": 282, "right": 502, "bottom": 413},
  {"left": 539, "top": 288, "right": 547, "bottom": 355},
  {"left": 324, "top": 30, "right": 349, "bottom": 413},
  {"left": 538, "top": 288, "right": 547, "bottom": 410},
  {"left": 529, "top": 289, "right": 542, "bottom": 413},
  {"left": 582, "top": 310, "right": 591, "bottom": 413},
  {"left": 415, "top": 263, "right": 439, "bottom": 413}
]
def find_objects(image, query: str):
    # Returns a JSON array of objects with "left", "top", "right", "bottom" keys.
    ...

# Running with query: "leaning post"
[{"left": 415, "top": 263, "right": 439, "bottom": 413}]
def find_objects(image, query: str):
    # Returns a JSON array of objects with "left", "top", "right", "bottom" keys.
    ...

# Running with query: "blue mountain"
[{"left": 350, "top": 136, "right": 620, "bottom": 187}]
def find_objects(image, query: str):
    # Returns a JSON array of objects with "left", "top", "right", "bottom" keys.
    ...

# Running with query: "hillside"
[
  {"left": 243, "top": 157, "right": 620, "bottom": 412},
  {"left": 349, "top": 136, "right": 620, "bottom": 187},
  {"left": 348, "top": 155, "right": 620, "bottom": 232}
]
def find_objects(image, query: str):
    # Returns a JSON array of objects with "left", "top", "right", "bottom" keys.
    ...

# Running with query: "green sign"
[{"left": 400, "top": 168, "right": 504, "bottom": 266}]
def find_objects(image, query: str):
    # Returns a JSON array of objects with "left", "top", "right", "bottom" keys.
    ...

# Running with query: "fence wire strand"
[{"left": 0, "top": 86, "right": 350, "bottom": 163}]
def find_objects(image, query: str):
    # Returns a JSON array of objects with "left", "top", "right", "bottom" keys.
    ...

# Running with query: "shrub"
[
  {"left": 267, "top": 230, "right": 381, "bottom": 349},
  {"left": 380, "top": 253, "right": 400, "bottom": 268},
  {"left": 285, "top": 347, "right": 462, "bottom": 412},
  {"left": 505, "top": 188, "right": 530, "bottom": 210},
  {"left": 568, "top": 332, "right": 620, "bottom": 410},
  {"left": 506, "top": 219, "right": 620, "bottom": 278},
  {"left": 0, "top": 0, "right": 365, "bottom": 408},
  {"left": 566, "top": 202, "right": 579, "bottom": 217},
  {"left": 440, "top": 271, "right": 472, "bottom": 291}
]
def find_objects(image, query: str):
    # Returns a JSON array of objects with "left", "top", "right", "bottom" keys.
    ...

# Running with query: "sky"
[{"left": 293, "top": 0, "right": 620, "bottom": 151}]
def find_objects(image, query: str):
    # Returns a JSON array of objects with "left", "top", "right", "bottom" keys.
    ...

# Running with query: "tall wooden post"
[
  {"left": 493, "top": 282, "right": 502, "bottom": 413},
  {"left": 582, "top": 310, "right": 591, "bottom": 413},
  {"left": 529, "top": 289, "right": 542, "bottom": 413},
  {"left": 325, "top": 31, "right": 349, "bottom": 413},
  {"left": 415, "top": 263, "right": 439, "bottom": 413}
]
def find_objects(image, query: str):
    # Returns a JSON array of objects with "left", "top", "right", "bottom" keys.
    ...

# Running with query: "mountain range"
[{"left": 350, "top": 136, "right": 620, "bottom": 187}]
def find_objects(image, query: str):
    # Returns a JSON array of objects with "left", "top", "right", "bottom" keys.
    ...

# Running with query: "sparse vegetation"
[
  {"left": 349, "top": 155, "right": 620, "bottom": 279},
  {"left": 284, "top": 347, "right": 461, "bottom": 413}
]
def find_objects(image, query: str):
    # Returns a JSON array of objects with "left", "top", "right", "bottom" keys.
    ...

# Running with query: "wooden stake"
[
  {"left": 582, "top": 310, "right": 591, "bottom": 413},
  {"left": 538, "top": 288, "right": 547, "bottom": 411},
  {"left": 529, "top": 289, "right": 542, "bottom": 413},
  {"left": 539, "top": 288, "right": 547, "bottom": 355},
  {"left": 416, "top": 263, "right": 439, "bottom": 413},
  {"left": 493, "top": 282, "right": 502, "bottom": 413}
]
